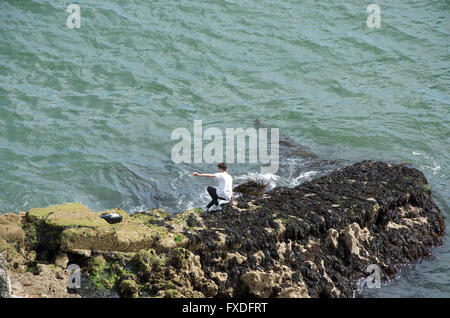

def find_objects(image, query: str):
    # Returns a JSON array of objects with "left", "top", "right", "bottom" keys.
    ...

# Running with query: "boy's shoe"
[
  {"left": 218, "top": 199, "right": 230, "bottom": 207},
  {"left": 209, "top": 205, "right": 222, "bottom": 212}
]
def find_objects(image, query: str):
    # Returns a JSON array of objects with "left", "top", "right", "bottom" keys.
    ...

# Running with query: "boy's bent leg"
[
  {"left": 206, "top": 186, "right": 219, "bottom": 208},
  {"left": 206, "top": 201, "right": 215, "bottom": 209},
  {"left": 207, "top": 186, "right": 216, "bottom": 197}
]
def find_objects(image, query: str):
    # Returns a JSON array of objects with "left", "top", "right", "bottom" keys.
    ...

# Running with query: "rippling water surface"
[{"left": 0, "top": 0, "right": 448, "bottom": 297}]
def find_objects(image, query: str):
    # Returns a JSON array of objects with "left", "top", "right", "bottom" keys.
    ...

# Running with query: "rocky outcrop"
[
  {"left": 0, "top": 161, "right": 445, "bottom": 298},
  {"left": 233, "top": 179, "right": 268, "bottom": 196},
  {"left": 0, "top": 253, "right": 11, "bottom": 298}
]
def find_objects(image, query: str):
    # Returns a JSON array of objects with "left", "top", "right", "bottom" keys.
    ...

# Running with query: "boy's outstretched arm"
[{"left": 192, "top": 172, "right": 215, "bottom": 177}]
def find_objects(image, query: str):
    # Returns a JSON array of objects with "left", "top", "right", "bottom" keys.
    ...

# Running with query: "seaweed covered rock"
[
  {"left": 0, "top": 161, "right": 445, "bottom": 298},
  {"left": 119, "top": 279, "right": 139, "bottom": 298},
  {"left": 233, "top": 179, "right": 269, "bottom": 197},
  {"left": 193, "top": 161, "right": 445, "bottom": 297}
]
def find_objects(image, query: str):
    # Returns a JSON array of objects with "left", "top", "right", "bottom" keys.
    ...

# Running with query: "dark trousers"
[{"left": 206, "top": 186, "right": 225, "bottom": 209}]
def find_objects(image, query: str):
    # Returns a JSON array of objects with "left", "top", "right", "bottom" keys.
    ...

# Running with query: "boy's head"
[{"left": 218, "top": 162, "right": 227, "bottom": 172}]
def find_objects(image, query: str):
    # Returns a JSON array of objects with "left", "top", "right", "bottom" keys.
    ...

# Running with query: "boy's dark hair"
[{"left": 218, "top": 162, "right": 227, "bottom": 171}]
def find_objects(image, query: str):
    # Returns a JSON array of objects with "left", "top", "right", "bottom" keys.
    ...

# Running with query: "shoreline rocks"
[
  {"left": 0, "top": 161, "right": 445, "bottom": 298},
  {"left": 0, "top": 253, "right": 11, "bottom": 298}
]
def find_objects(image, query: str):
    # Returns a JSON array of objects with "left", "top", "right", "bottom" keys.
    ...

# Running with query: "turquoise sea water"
[{"left": 0, "top": 0, "right": 449, "bottom": 297}]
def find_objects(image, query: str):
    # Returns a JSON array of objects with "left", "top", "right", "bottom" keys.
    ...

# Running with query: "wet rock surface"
[
  {"left": 233, "top": 179, "right": 269, "bottom": 197},
  {"left": 0, "top": 161, "right": 445, "bottom": 298}
]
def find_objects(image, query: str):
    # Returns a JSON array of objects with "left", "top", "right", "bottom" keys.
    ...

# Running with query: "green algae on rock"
[{"left": 0, "top": 161, "right": 445, "bottom": 298}]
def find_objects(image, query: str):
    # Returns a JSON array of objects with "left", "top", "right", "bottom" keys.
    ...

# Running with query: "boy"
[{"left": 192, "top": 162, "right": 236, "bottom": 211}]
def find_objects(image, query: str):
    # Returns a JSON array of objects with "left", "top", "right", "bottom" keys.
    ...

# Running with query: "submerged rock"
[
  {"left": 0, "top": 161, "right": 445, "bottom": 298},
  {"left": 233, "top": 179, "right": 269, "bottom": 197}
]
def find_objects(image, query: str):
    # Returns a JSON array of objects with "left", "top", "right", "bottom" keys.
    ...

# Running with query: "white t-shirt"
[{"left": 214, "top": 172, "right": 233, "bottom": 201}]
